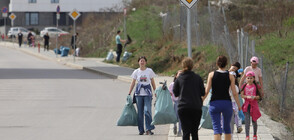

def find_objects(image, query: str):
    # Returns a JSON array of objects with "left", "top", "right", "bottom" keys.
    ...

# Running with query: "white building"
[
  {"left": 1, "top": 0, "right": 125, "bottom": 34},
  {"left": 9, "top": 0, "right": 124, "bottom": 12}
]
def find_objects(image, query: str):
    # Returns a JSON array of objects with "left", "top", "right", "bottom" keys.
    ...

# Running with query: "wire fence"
[
  {"left": 162, "top": 2, "right": 237, "bottom": 63},
  {"left": 238, "top": 28, "right": 293, "bottom": 118},
  {"left": 162, "top": 1, "right": 293, "bottom": 118}
]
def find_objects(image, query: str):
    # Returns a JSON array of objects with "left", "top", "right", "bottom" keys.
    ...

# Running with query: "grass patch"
[{"left": 256, "top": 30, "right": 294, "bottom": 67}]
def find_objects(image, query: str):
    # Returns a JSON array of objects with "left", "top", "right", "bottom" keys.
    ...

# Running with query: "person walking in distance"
[
  {"left": 71, "top": 33, "right": 78, "bottom": 55},
  {"left": 203, "top": 56, "right": 241, "bottom": 140},
  {"left": 75, "top": 47, "right": 82, "bottom": 57},
  {"left": 1, "top": 34, "right": 4, "bottom": 41},
  {"left": 173, "top": 58, "right": 205, "bottom": 140},
  {"left": 168, "top": 70, "right": 183, "bottom": 136},
  {"left": 17, "top": 31, "right": 23, "bottom": 47},
  {"left": 240, "top": 71, "right": 262, "bottom": 140},
  {"left": 229, "top": 62, "right": 243, "bottom": 133},
  {"left": 115, "top": 30, "right": 126, "bottom": 62},
  {"left": 239, "top": 56, "right": 264, "bottom": 98},
  {"left": 30, "top": 35, "right": 35, "bottom": 47},
  {"left": 128, "top": 56, "right": 156, "bottom": 135},
  {"left": 27, "top": 31, "right": 33, "bottom": 47},
  {"left": 43, "top": 33, "right": 50, "bottom": 51}
]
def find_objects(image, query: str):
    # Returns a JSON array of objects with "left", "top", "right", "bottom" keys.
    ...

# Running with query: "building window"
[
  {"left": 25, "top": 13, "right": 39, "bottom": 25},
  {"left": 28, "top": 0, "right": 37, "bottom": 3},
  {"left": 53, "top": 12, "right": 66, "bottom": 25},
  {"left": 51, "top": 0, "right": 59, "bottom": 3},
  {"left": 25, "top": 13, "right": 30, "bottom": 25}
]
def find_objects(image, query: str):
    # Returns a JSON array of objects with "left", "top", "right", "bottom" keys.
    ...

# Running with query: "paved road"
[
  {"left": 0, "top": 46, "right": 169, "bottom": 140},
  {"left": 0, "top": 42, "right": 277, "bottom": 140}
]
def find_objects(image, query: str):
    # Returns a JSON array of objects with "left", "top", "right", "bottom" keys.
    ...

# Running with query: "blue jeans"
[
  {"left": 136, "top": 96, "right": 155, "bottom": 133},
  {"left": 173, "top": 101, "right": 182, "bottom": 133},
  {"left": 209, "top": 100, "right": 233, "bottom": 135}
]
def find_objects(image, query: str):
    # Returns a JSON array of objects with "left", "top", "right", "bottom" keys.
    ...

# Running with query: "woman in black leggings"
[{"left": 173, "top": 58, "right": 205, "bottom": 140}]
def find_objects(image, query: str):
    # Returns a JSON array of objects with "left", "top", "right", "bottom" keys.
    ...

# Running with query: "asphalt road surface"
[{"left": 0, "top": 46, "right": 169, "bottom": 140}]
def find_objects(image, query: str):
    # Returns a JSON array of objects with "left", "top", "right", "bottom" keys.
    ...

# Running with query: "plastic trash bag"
[
  {"left": 122, "top": 51, "right": 132, "bottom": 62},
  {"left": 199, "top": 93, "right": 213, "bottom": 129},
  {"left": 60, "top": 47, "right": 70, "bottom": 57},
  {"left": 151, "top": 86, "right": 177, "bottom": 125},
  {"left": 238, "top": 94, "right": 245, "bottom": 124},
  {"left": 106, "top": 51, "right": 114, "bottom": 61},
  {"left": 199, "top": 105, "right": 213, "bottom": 129},
  {"left": 123, "top": 34, "right": 132, "bottom": 48},
  {"left": 117, "top": 95, "right": 138, "bottom": 126},
  {"left": 54, "top": 48, "right": 61, "bottom": 54},
  {"left": 238, "top": 110, "right": 245, "bottom": 121}
]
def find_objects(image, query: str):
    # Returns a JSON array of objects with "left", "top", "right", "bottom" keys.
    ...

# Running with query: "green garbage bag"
[
  {"left": 117, "top": 95, "right": 138, "bottom": 126},
  {"left": 199, "top": 93, "right": 213, "bottom": 129},
  {"left": 199, "top": 105, "right": 213, "bottom": 129},
  {"left": 151, "top": 87, "right": 177, "bottom": 125}
]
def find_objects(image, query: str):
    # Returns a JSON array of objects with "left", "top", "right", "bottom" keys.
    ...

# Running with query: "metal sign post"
[
  {"left": 180, "top": 0, "right": 198, "bottom": 58},
  {"left": 69, "top": 9, "right": 81, "bottom": 62},
  {"left": 2, "top": 7, "right": 8, "bottom": 36},
  {"left": 9, "top": 13, "right": 16, "bottom": 47},
  {"left": 187, "top": 8, "right": 192, "bottom": 58},
  {"left": 123, "top": 8, "right": 127, "bottom": 41},
  {"left": 56, "top": 5, "right": 60, "bottom": 58}
]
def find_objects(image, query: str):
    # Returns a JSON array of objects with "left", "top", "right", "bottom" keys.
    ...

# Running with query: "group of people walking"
[
  {"left": 17, "top": 31, "right": 80, "bottom": 56},
  {"left": 17, "top": 31, "right": 35, "bottom": 48},
  {"left": 17, "top": 31, "right": 48, "bottom": 50},
  {"left": 128, "top": 55, "right": 263, "bottom": 140}
]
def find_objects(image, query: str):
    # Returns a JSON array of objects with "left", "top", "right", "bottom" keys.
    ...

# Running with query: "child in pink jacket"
[{"left": 241, "top": 71, "right": 261, "bottom": 140}]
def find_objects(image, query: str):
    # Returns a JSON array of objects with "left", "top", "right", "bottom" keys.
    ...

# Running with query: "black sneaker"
[
  {"left": 173, "top": 126, "right": 177, "bottom": 135},
  {"left": 146, "top": 130, "right": 154, "bottom": 135},
  {"left": 139, "top": 132, "right": 144, "bottom": 135},
  {"left": 237, "top": 127, "right": 243, "bottom": 133}
]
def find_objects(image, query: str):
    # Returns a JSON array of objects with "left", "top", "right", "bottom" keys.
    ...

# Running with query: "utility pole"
[{"left": 56, "top": 5, "right": 60, "bottom": 58}]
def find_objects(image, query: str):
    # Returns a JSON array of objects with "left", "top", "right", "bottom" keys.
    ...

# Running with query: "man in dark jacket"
[
  {"left": 115, "top": 30, "right": 125, "bottom": 62},
  {"left": 173, "top": 58, "right": 205, "bottom": 140},
  {"left": 43, "top": 33, "right": 50, "bottom": 51},
  {"left": 17, "top": 31, "right": 23, "bottom": 47},
  {"left": 27, "top": 31, "right": 33, "bottom": 47}
]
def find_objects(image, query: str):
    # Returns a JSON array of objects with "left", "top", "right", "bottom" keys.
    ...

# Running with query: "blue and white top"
[{"left": 116, "top": 35, "right": 121, "bottom": 45}]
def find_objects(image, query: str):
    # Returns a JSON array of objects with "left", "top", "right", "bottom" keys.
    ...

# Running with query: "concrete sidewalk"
[
  {"left": 0, "top": 42, "right": 275, "bottom": 140},
  {"left": 0, "top": 42, "right": 171, "bottom": 83}
]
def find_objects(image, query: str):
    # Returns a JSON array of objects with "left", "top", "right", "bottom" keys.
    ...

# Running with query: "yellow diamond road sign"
[
  {"left": 9, "top": 13, "right": 16, "bottom": 20},
  {"left": 186, "top": 0, "right": 192, "bottom": 3},
  {"left": 69, "top": 9, "right": 81, "bottom": 20},
  {"left": 180, "top": 0, "right": 198, "bottom": 9}
]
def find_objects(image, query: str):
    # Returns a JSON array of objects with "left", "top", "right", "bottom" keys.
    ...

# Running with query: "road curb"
[
  {"left": 19, "top": 48, "right": 55, "bottom": 61},
  {"left": 63, "top": 62, "right": 83, "bottom": 69},
  {"left": 83, "top": 67, "right": 117, "bottom": 79},
  {"left": 117, "top": 75, "right": 132, "bottom": 83}
]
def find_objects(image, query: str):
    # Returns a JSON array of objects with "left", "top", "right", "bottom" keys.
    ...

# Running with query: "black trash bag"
[{"left": 123, "top": 35, "right": 132, "bottom": 48}]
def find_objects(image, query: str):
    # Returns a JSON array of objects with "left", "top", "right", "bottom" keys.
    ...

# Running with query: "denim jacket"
[{"left": 135, "top": 83, "right": 152, "bottom": 96}]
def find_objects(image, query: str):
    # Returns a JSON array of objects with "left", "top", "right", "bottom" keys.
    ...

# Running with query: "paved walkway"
[{"left": 0, "top": 42, "right": 275, "bottom": 140}]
